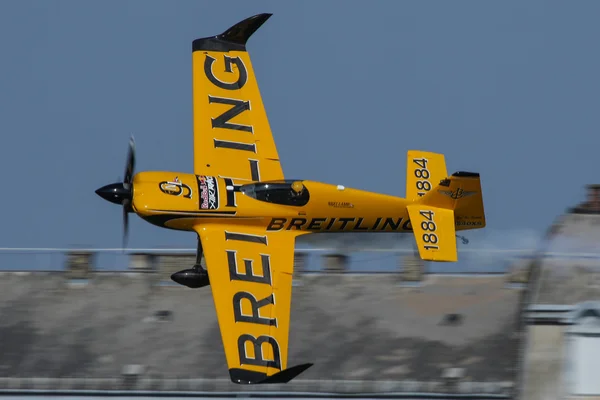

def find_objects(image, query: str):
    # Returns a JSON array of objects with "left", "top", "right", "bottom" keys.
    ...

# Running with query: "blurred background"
[{"left": 1, "top": 1, "right": 600, "bottom": 399}]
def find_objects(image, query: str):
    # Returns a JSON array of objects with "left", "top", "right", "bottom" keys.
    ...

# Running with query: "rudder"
[{"left": 418, "top": 171, "right": 486, "bottom": 231}]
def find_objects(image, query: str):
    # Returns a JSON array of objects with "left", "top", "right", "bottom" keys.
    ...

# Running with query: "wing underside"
[
  {"left": 195, "top": 223, "right": 311, "bottom": 384},
  {"left": 192, "top": 14, "right": 284, "bottom": 183}
]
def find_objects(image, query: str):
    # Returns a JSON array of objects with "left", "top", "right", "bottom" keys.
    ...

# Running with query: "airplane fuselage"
[{"left": 131, "top": 172, "right": 415, "bottom": 234}]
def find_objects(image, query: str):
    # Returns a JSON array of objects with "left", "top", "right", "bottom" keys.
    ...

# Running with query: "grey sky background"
[{"left": 1, "top": 0, "right": 599, "bottom": 261}]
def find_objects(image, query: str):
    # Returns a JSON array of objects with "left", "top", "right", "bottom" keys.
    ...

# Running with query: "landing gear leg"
[
  {"left": 170, "top": 235, "right": 210, "bottom": 288},
  {"left": 193, "top": 235, "right": 205, "bottom": 271}
]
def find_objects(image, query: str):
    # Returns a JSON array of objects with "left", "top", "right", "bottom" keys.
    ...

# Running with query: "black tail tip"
[
  {"left": 229, "top": 363, "right": 313, "bottom": 384},
  {"left": 452, "top": 171, "right": 480, "bottom": 178}
]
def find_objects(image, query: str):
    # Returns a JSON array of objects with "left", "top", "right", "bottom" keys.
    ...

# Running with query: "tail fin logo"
[{"left": 439, "top": 188, "right": 477, "bottom": 200}]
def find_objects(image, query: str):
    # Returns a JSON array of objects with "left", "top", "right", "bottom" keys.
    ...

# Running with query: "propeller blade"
[
  {"left": 123, "top": 199, "right": 130, "bottom": 249},
  {"left": 124, "top": 136, "right": 136, "bottom": 185}
]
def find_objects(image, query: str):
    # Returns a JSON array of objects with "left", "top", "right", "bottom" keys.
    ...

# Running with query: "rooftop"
[
  {"left": 531, "top": 213, "right": 600, "bottom": 306},
  {"left": 0, "top": 269, "right": 522, "bottom": 395}
]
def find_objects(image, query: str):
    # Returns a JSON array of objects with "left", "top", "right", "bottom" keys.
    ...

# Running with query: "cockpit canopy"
[{"left": 240, "top": 180, "right": 309, "bottom": 206}]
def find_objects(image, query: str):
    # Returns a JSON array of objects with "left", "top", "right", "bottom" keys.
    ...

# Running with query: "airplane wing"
[
  {"left": 195, "top": 223, "right": 312, "bottom": 384},
  {"left": 191, "top": 14, "right": 284, "bottom": 182}
]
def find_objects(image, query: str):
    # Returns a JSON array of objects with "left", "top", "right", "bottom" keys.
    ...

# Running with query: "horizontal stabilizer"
[
  {"left": 229, "top": 363, "right": 313, "bottom": 384},
  {"left": 407, "top": 204, "right": 457, "bottom": 262}
]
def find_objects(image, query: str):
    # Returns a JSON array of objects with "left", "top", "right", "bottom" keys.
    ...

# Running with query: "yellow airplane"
[{"left": 95, "top": 14, "right": 486, "bottom": 385}]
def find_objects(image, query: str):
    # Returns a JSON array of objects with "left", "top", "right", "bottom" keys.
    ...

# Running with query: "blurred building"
[
  {"left": 521, "top": 184, "right": 600, "bottom": 400},
  {"left": 0, "top": 246, "right": 524, "bottom": 397}
]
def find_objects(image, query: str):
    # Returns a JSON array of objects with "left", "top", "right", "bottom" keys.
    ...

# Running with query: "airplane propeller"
[{"left": 95, "top": 137, "right": 136, "bottom": 248}]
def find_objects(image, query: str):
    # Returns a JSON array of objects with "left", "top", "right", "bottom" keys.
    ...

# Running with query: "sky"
[{"left": 1, "top": 0, "right": 600, "bottom": 266}]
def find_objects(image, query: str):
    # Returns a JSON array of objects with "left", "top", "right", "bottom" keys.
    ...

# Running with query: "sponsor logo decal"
[
  {"left": 328, "top": 201, "right": 354, "bottom": 208},
  {"left": 159, "top": 177, "right": 192, "bottom": 198},
  {"left": 456, "top": 215, "right": 483, "bottom": 220},
  {"left": 439, "top": 187, "right": 477, "bottom": 199},
  {"left": 456, "top": 221, "right": 483, "bottom": 226},
  {"left": 198, "top": 175, "right": 219, "bottom": 210},
  {"left": 204, "top": 53, "right": 259, "bottom": 182},
  {"left": 266, "top": 217, "right": 412, "bottom": 232}
]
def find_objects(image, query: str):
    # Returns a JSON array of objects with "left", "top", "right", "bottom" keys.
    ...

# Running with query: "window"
[
  {"left": 566, "top": 304, "right": 600, "bottom": 396},
  {"left": 571, "top": 334, "right": 600, "bottom": 395},
  {"left": 240, "top": 180, "right": 309, "bottom": 207}
]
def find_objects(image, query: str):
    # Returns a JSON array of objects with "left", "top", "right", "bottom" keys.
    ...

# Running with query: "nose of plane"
[{"left": 95, "top": 182, "right": 132, "bottom": 206}]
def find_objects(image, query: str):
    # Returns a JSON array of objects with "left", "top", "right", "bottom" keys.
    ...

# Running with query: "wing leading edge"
[
  {"left": 192, "top": 13, "right": 284, "bottom": 183},
  {"left": 195, "top": 223, "right": 312, "bottom": 384}
]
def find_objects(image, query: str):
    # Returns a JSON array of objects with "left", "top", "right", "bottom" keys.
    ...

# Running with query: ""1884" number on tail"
[
  {"left": 419, "top": 209, "right": 438, "bottom": 250},
  {"left": 413, "top": 158, "right": 432, "bottom": 197}
]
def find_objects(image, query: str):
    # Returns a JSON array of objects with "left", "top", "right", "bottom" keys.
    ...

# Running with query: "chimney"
[
  {"left": 400, "top": 253, "right": 424, "bottom": 282},
  {"left": 587, "top": 184, "right": 600, "bottom": 212},
  {"left": 64, "top": 250, "right": 94, "bottom": 282},
  {"left": 293, "top": 251, "right": 307, "bottom": 286},
  {"left": 571, "top": 184, "right": 600, "bottom": 214},
  {"left": 322, "top": 253, "right": 348, "bottom": 272}
]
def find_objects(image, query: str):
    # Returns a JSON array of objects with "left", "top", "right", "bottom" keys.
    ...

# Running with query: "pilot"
[{"left": 291, "top": 181, "right": 304, "bottom": 197}]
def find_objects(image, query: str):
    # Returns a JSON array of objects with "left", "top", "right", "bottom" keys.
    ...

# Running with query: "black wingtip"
[
  {"left": 219, "top": 13, "right": 272, "bottom": 45},
  {"left": 229, "top": 363, "right": 313, "bottom": 385},
  {"left": 193, "top": 13, "right": 273, "bottom": 53}
]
